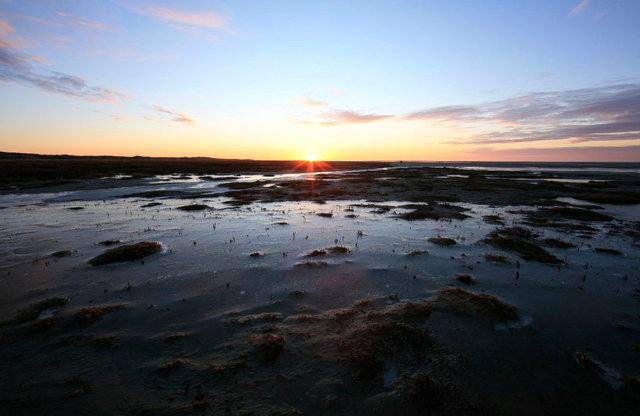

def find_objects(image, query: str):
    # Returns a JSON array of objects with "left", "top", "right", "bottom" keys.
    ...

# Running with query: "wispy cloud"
[
  {"left": 407, "top": 84, "right": 640, "bottom": 145},
  {"left": 150, "top": 105, "right": 195, "bottom": 125},
  {"left": 88, "top": 48, "right": 180, "bottom": 62},
  {"left": 466, "top": 145, "right": 640, "bottom": 162},
  {"left": 110, "top": 113, "right": 130, "bottom": 122},
  {"left": 301, "top": 110, "right": 393, "bottom": 125},
  {"left": 142, "top": 6, "right": 228, "bottom": 29},
  {"left": 405, "top": 106, "right": 479, "bottom": 121},
  {"left": 570, "top": 0, "right": 591, "bottom": 16},
  {"left": 167, "top": 24, "right": 220, "bottom": 42},
  {"left": 0, "top": 19, "right": 11, "bottom": 36},
  {"left": 54, "top": 11, "right": 120, "bottom": 31},
  {"left": 0, "top": 20, "right": 126, "bottom": 103},
  {"left": 328, "top": 87, "right": 348, "bottom": 96},
  {"left": 290, "top": 97, "right": 327, "bottom": 107},
  {"left": 0, "top": 17, "right": 28, "bottom": 49},
  {"left": 137, "top": 5, "right": 230, "bottom": 41},
  {"left": 1, "top": 10, "right": 119, "bottom": 31}
]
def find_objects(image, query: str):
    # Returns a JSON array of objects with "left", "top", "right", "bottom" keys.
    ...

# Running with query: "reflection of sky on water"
[
  {"left": 1, "top": 177, "right": 639, "bottom": 383},
  {"left": 557, "top": 197, "right": 640, "bottom": 222}
]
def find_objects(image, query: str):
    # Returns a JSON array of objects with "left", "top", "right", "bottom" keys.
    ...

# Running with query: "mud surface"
[{"left": 1, "top": 161, "right": 640, "bottom": 415}]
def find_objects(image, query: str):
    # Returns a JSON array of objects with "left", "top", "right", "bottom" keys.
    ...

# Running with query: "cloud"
[
  {"left": 328, "top": 87, "right": 348, "bottom": 96},
  {"left": 151, "top": 105, "right": 195, "bottom": 125},
  {"left": 570, "top": 0, "right": 591, "bottom": 16},
  {"left": 141, "top": 6, "right": 227, "bottom": 29},
  {"left": 0, "top": 42, "right": 127, "bottom": 102},
  {"left": 167, "top": 24, "right": 220, "bottom": 42},
  {"left": 0, "top": 19, "right": 11, "bottom": 36},
  {"left": 465, "top": 145, "right": 640, "bottom": 162},
  {"left": 54, "top": 11, "right": 120, "bottom": 31},
  {"left": 405, "top": 106, "right": 478, "bottom": 121},
  {"left": 0, "top": 17, "right": 127, "bottom": 103},
  {"left": 88, "top": 48, "right": 180, "bottom": 62},
  {"left": 301, "top": 110, "right": 393, "bottom": 126},
  {"left": 134, "top": 5, "right": 230, "bottom": 41},
  {"left": 1, "top": 10, "right": 119, "bottom": 31},
  {"left": 290, "top": 97, "right": 327, "bottom": 107},
  {"left": 408, "top": 84, "right": 640, "bottom": 145},
  {"left": 110, "top": 113, "right": 130, "bottom": 122},
  {"left": 0, "top": 18, "right": 27, "bottom": 49}
]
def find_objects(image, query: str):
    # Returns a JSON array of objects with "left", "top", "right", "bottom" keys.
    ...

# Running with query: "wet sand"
[{"left": 1, "top": 159, "right": 639, "bottom": 415}]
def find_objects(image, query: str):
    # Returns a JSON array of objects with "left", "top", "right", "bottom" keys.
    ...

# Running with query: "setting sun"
[{"left": 305, "top": 153, "right": 318, "bottom": 162}]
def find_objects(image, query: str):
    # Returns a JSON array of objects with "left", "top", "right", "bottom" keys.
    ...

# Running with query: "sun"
[{"left": 305, "top": 153, "right": 317, "bottom": 162}]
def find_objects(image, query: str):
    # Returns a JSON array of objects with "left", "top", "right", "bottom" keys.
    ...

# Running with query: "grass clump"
[
  {"left": 543, "top": 238, "right": 576, "bottom": 249},
  {"left": 304, "top": 249, "right": 327, "bottom": 257},
  {"left": 294, "top": 260, "right": 329, "bottom": 267},
  {"left": 400, "top": 204, "right": 469, "bottom": 221},
  {"left": 164, "top": 332, "right": 186, "bottom": 342},
  {"left": 483, "top": 215, "right": 505, "bottom": 225},
  {"left": 70, "top": 304, "right": 126, "bottom": 327},
  {"left": 28, "top": 316, "right": 61, "bottom": 333},
  {"left": 431, "top": 288, "right": 519, "bottom": 322},
  {"left": 595, "top": 247, "right": 623, "bottom": 255},
  {"left": 326, "top": 246, "right": 350, "bottom": 254},
  {"left": 541, "top": 207, "right": 613, "bottom": 222},
  {"left": 14, "top": 297, "right": 69, "bottom": 323},
  {"left": 177, "top": 204, "right": 209, "bottom": 211},
  {"left": 303, "top": 246, "right": 350, "bottom": 257},
  {"left": 222, "top": 312, "right": 282, "bottom": 326},
  {"left": 89, "top": 241, "right": 161, "bottom": 265},
  {"left": 158, "top": 359, "right": 188, "bottom": 376},
  {"left": 494, "top": 226, "right": 539, "bottom": 239},
  {"left": 428, "top": 237, "right": 456, "bottom": 246},
  {"left": 575, "top": 191, "right": 640, "bottom": 205},
  {"left": 483, "top": 253, "right": 510, "bottom": 263},
  {"left": 484, "top": 236, "right": 561, "bottom": 263},
  {"left": 336, "top": 320, "right": 431, "bottom": 381},
  {"left": 251, "top": 333, "right": 285, "bottom": 364},
  {"left": 98, "top": 239, "right": 120, "bottom": 246},
  {"left": 455, "top": 274, "right": 475, "bottom": 284}
]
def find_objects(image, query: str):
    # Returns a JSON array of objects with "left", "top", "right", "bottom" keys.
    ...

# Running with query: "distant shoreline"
[{"left": 2, "top": 151, "right": 639, "bottom": 184}]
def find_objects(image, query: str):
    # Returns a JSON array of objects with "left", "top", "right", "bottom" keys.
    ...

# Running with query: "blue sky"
[{"left": 1, "top": 0, "right": 639, "bottom": 160}]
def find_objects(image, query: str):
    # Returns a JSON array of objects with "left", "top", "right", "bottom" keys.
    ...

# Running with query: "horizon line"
[{"left": 1, "top": 151, "right": 639, "bottom": 164}]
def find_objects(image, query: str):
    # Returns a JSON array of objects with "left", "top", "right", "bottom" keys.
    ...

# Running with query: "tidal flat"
[{"left": 1, "top": 159, "right": 640, "bottom": 415}]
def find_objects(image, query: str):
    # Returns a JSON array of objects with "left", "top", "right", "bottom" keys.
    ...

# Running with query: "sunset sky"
[{"left": 1, "top": 0, "right": 639, "bottom": 161}]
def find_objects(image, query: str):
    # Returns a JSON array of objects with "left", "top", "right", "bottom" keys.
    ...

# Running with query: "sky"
[{"left": 1, "top": 0, "right": 639, "bottom": 161}]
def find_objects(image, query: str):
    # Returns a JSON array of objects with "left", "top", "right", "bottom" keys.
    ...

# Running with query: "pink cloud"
[
  {"left": 290, "top": 97, "right": 327, "bottom": 107},
  {"left": 54, "top": 11, "right": 120, "bottom": 31},
  {"left": 167, "top": 24, "right": 220, "bottom": 42},
  {"left": 410, "top": 84, "right": 640, "bottom": 145},
  {"left": 88, "top": 48, "right": 180, "bottom": 62},
  {"left": 142, "top": 6, "right": 227, "bottom": 30},
  {"left": 110, "top": 113, "right": 130, "bottom": 122},
  {"left": 465, "top": 145, "right": 640, "bottom": 162},
  {"left": 152, "top": 105, "right": 196, "bottom": 125},
  {"left": 0, "top": 19, "right": 12, "bottom": 36},
  {"left": 301, "top": 110, "right": 394, "bottom": 126},
  {"left": 570, "top": 0, "right": 591, "bottom": 17}
]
